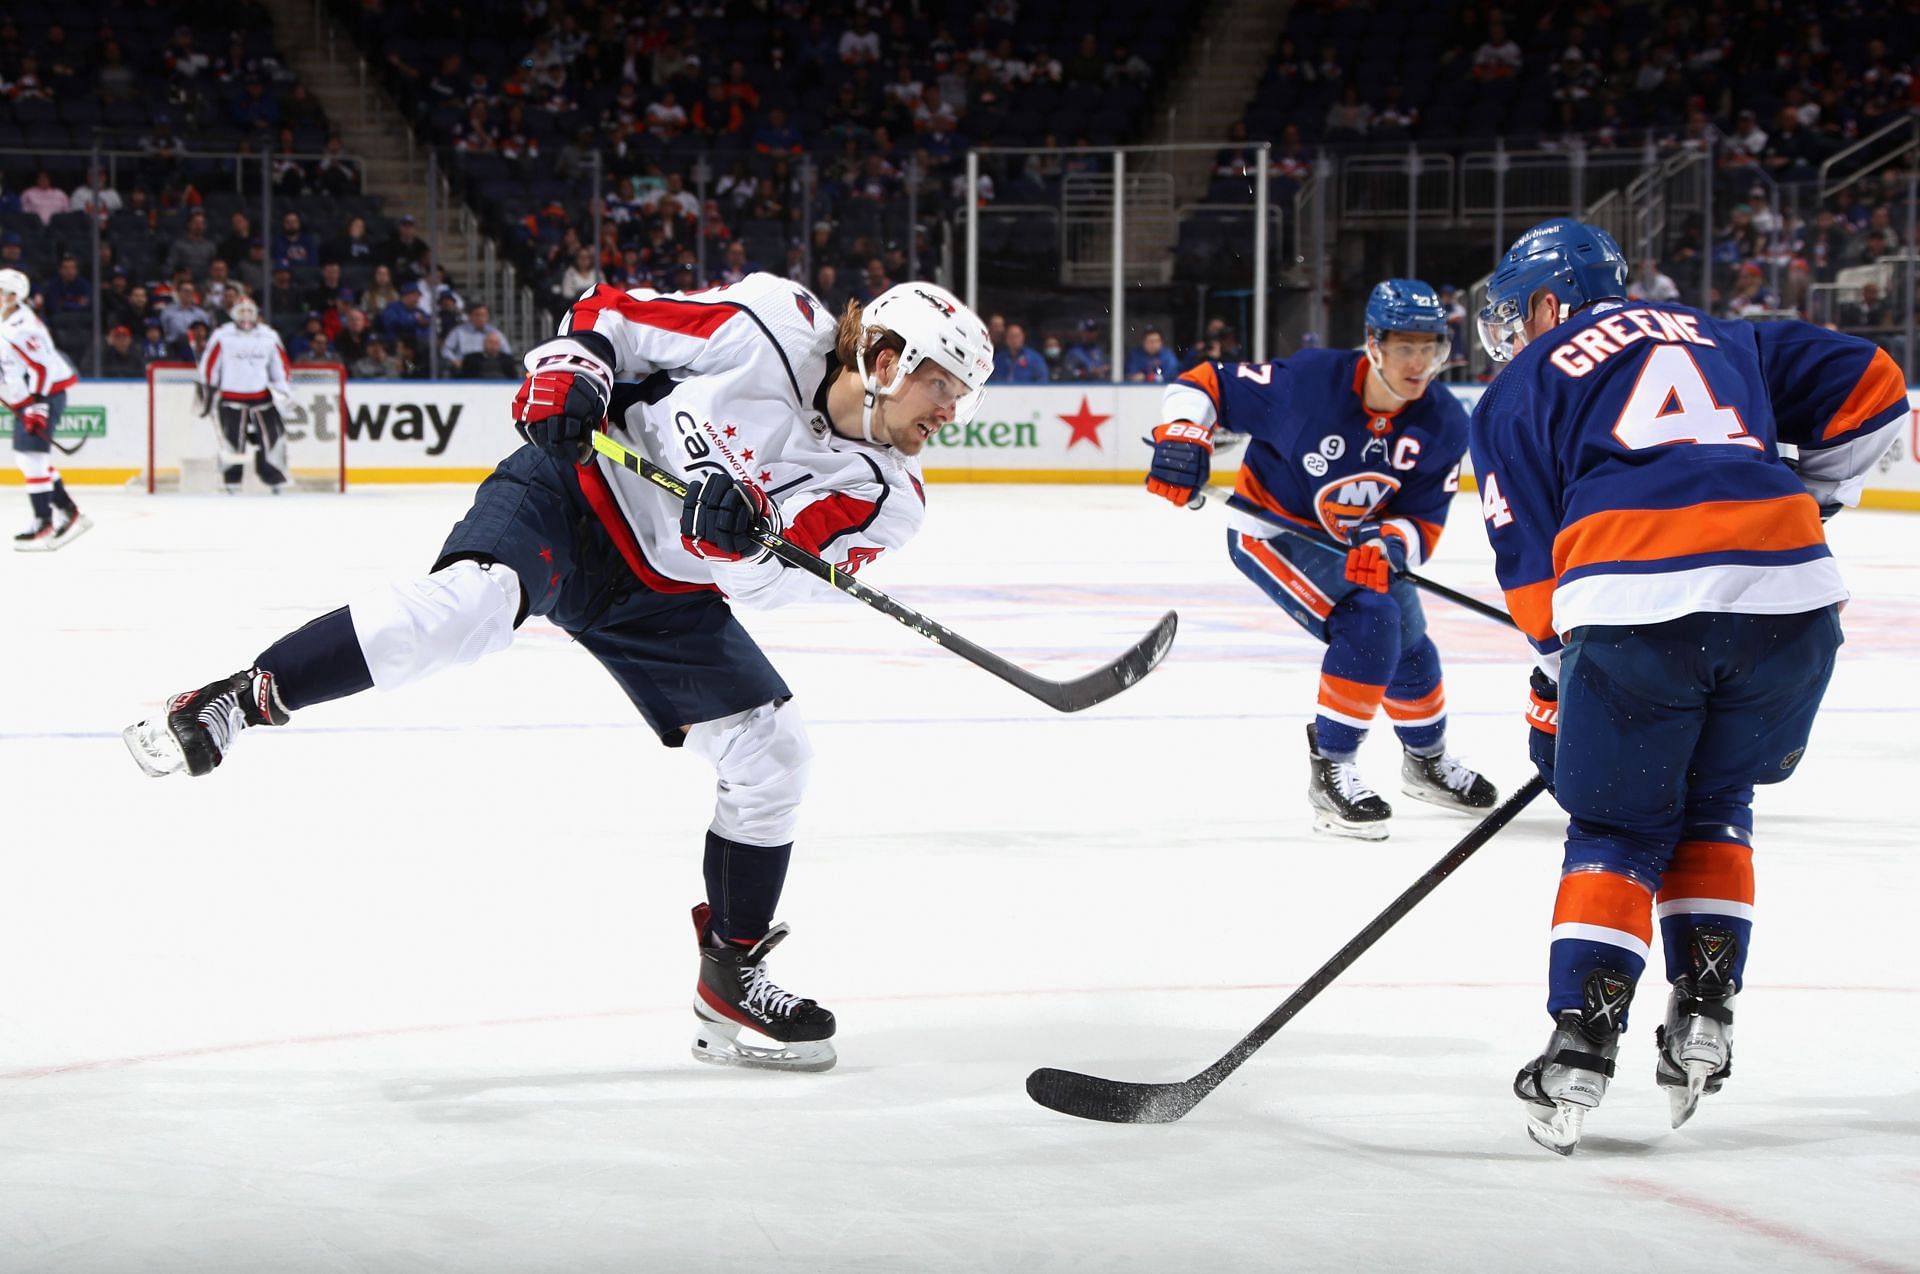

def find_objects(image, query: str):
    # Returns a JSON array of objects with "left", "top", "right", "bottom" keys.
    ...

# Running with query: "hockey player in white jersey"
[
  {"left": 125, "top": 273, "right": 993, "bottom": 1073},
  {"left": 0, "top": 268, "right": 90, "bottom": 550},
  {"left": 198, "top": 298, "right": 294, "bottom": 492}
]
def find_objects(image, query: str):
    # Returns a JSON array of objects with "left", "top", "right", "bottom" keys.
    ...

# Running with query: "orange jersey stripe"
[
  {"left": 1241, "top": 534, "right": 1334, "bottom": 618},
  {"left": 1554, "top": 493, "right": 1825, "bottom": 576},
  {"left": 1503, "top": 577, "right": 1558, "bottom": 642},
  {"left": 1319, "top": 672, "right": 1387, "bottom": 720},
  {"left": 1235, "top": 466, "right": 1323, "bottom": 533},
  {"left": 1176, "top": 361, "right": 1222, "bottom": 412},
  {"left": 1657, "top": 840, "right": 1755, "bottom": 906},
  {"left": 1383, "top": 683, "right": 1446, "bottom": 720},
  {"left": 1822, "top": 347, "right": 1908, "bottom": 441},
  {"left": 1552, "top": 870, "right": 1654, "bottom": 940}
]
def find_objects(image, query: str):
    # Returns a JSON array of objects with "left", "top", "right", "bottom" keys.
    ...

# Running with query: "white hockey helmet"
[
  {"left": 231, "top": 297, "right": 260, "bottom": 329},
  {"left": 855, "top": 281, "right": 993, "bottom": 439},
  {"left": 0, "top": 268, "right": 29, "bottom": 304}
]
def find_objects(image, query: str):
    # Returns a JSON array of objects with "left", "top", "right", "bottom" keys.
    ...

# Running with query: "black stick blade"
[
  {"left": 1025, "top": 1067, "right": 1205, "bottom": 1124},
  {"left": 1020, "top": 609, "right": 1179, "bottom": 713}
]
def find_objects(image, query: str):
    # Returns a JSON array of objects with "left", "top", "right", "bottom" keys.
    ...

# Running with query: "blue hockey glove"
[
  {"left": 1526, "top": 668, "right": 1558, "bottom": 793},
  {"left": 1344, "top": 522, "right": 1409, "bottom": 592},
  {"left": 680, "top": 470, "right": 783, "bottom": 563},
  {"left": 1145, "top": 420, "right": 1213, "bottom": 506}
]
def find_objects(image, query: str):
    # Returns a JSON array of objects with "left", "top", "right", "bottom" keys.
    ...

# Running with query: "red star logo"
[
  {"left": 538, "top": 546, "right": 553, "bottom": 564},
  {"left": 742, "top": 448, "right": 755, "bottom": 462},
  {"left": 723, "top": 425, "right": 737, "bottom": 437},
  {"left": 1059, "top": 396, "right": 1109, "bottom": 450},
  {"left": 759, "top": 470, "right": 772, "bottom": 483}
]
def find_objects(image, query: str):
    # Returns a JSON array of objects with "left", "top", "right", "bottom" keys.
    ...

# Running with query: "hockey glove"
[
  {"left": 681, "top": 470, "right": 783, "bottom": 562},
  {"left": 20, "top": 402, "right": 49, "bottom": 437},
  {"left": 1526, "top": 668, "right": 1558, "bottom": 794},
  {"left": 1145, "top": 420, "right": 1213, "bottom": 506},
  {"left": 512, "top": 352, "right": 612, "bottom": 464},
  {"left": 1344, "top": 522, "right": 1409, "bottom": 592}
]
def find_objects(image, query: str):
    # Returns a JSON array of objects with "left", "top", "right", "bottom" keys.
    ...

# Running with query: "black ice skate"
[
  {"left": 1515, "top": 968, "right": 1636, "bottom": 1155},
  {"left": 1401, "top": 748, "right": 1498, "bottom": 813},
  {"left": 691, "top": 903, "right": 837, "bottom": 1073},
  {"left": 1306, "top": 722, "right": 1392, "bottom": 840},
  {"left": 122, "top": 668, "right": 290, "bottom": 778},
  {"left": 1655, "top": 928, "right": 1738, "bottom": 1129},
  {"left": 51, "top": 509, "right": 93, "bottom": 548},
  {"left": 13, "top": 517, "right": 55, "bottom": 551}
]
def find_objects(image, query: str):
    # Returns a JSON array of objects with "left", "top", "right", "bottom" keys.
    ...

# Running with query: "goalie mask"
[
  {"left": 853, "top": 282, "right": 993, "bottom": 444},
  {"left": 231, "top": 298, "right": 260, "bottom": 330}
]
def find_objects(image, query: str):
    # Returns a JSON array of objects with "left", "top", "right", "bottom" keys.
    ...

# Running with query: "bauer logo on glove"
[{"left": 1144, "top": 420, "right": 1214, "bottom": 506}]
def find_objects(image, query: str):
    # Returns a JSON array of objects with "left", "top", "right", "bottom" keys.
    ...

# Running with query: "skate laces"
[
  {"left": 738, "top": 959, "right": 807, "bottom": 1019},
  {"left": 1430, "top": 753, "right": 1479, "bottom": 794},
  {"left": 1329, "top": 759, "right": 1379, "bottom": 803},
  {"left": 194, "top": 687, "right": 247, "bottom": 756}
]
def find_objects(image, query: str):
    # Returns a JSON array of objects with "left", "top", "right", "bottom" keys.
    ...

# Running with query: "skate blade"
[
  {"left": 122, "top": 719, "right": 186, "bottom": 777},
  {"left": 1399, "top": 782, "right": 1496, "bottom": 814},
  {"left": 692, "top": 1015, "right": 837, "bottom": 1073},
  {"left": 1525, "top": 1101, "right": 1588, "bottom": 1156},
  {"left": 13, "top": 535, "right": 58, "bottom": 553},
  {"left": 1312, "top": 811, "right": 1390, "bottom": 841},
  {"left": 52, "top": 516, "right": 94, "bottom": 548}
]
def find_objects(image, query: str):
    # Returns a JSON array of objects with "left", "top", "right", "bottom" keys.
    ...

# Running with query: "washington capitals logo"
[
  {"left": 793, "top": 290, "right": 818, "bottom": 327},
  {"left": 913, "top": 287, "right": 956, "bottom": 316}
]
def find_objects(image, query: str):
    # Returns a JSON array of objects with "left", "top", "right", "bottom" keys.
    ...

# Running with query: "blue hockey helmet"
[
  {"left": 1364, "top": 278, "right": 1451, "bottom": 383},
  {"left": 1477, "top": 217, "right": 1628, "bottom": 362}
]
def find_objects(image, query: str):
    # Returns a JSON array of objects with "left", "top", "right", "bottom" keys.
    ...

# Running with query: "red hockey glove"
[
  {"left": 680, "top": 470, "right": 783, "bottom": 562},
  {"left": 20, "top": 402, "right": 50, "bottom": 437},
  {"left": 1344, "top": 522, "right": 1409, "bottom": 592},
  {"left": 512, "top": 353, "right": 611, "bottom": 464},
  {"left": 1145, "top": 420, "right": 1213, "bottom": 506}
]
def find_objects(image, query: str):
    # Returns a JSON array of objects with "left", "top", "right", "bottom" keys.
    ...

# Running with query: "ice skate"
[
  {"left": 1655, "top": 928, "right": 1738, "bottom": 1128},
  {"left": 122, "top": 668, "right": 290, "bottom": 778},
  {"left": 690, "top": 903, "right": 837, "bottom": 1073},
  {"left": 1515, "top": 968, "right": 1635, "bottom": 1155},
  {"left": 13, "top": 517, "right": 56, "bottom": 551},
  {"left": 1306, "top": 722, "right": 1391, "bottom": 840},
  {"left": 1401, "top": 748, "right": 1498, "bottom": 813},
  {"left": 51, "top": 509, "right": 92, "bottom": 548}
]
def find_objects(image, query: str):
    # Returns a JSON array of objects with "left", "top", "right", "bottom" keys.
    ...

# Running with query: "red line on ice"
[{"left": 1606, "top": 1176, "right": 1915, "bottom": 1274}]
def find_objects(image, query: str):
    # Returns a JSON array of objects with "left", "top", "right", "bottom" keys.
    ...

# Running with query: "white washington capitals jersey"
[
  {"left": 0, "top": 304, "right": 78, "bottom": 410},
  {"left": 199, "top": 322, "right": 292, "bottom": 402}
]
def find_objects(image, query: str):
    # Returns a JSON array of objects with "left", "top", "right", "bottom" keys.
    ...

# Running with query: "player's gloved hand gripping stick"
[
  {"left": 1186, "top": 487, "right": 1518, "bottom": 632},
  {"left": 588, "top": 430, "right": 1179, "bottom": 713}
]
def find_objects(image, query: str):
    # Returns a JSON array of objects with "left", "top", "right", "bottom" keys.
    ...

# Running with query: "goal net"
[{"left": 145, "top": 361, "right": 350, "bottom": 492}]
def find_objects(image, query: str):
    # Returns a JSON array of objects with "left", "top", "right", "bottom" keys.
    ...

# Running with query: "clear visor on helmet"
[
  {"left": 1367, "top": 328, "right": 1450, "bottom": 381},
  {"left": 901, "top": 352, "right": 986, "bottom": 425},
  {"left": 1477, "top": 295, "right": 1527, "bottom": 363}
]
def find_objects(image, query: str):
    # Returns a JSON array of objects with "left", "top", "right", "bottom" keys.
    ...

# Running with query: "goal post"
[{"left": 145, "top": 361, "right": 350, "bottom": 492}]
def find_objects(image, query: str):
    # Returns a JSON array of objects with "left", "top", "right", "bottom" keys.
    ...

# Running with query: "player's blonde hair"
[{"left": 834, "top": 298, "right": 905, "bottom": 371}]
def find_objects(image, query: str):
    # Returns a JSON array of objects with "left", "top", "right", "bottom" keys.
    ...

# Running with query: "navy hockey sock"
[
  {"left": 255, "top": 607, "right": 375, "bottom": 710},
  {"left": 50, "top": 479, "right": 77, "bottom": 514},
  {"left": 703, "top": 831, "right": 793, "bottom": 944},
  {"left": 28, "top": 490, "right": 52, "bottom": 522}
]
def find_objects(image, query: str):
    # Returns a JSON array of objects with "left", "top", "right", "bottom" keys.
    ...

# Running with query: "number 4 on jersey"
[
  {"left": 1481, "top": 470, "right": 1513, "bottom": 528},
  {"left": 1612, "top": 345, "right": 1761, "bottom": 451}
]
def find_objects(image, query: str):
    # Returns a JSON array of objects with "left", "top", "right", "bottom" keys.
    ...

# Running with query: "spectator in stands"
[
  {"left": 203, "top": 260, "right": 244, "bottom": 318},
  {"left": 216, "top": 213, "right": 254, "bottom": 268},
  {"left": 97, "top": 39, "right": 137, "bottom": 101},
  {"left": 1626, "top": 256, "right": 1681, "bottom": 302},
  {"left": 314, "top": 136, "right": 361, "bottom": 196},
  {"left": 435, "top": 287, "right": 466, "bottom": 338},
  {"left": 1847, "top": 227, "right": 1895, "bottom": 270},
  {"left": 992, "top": 323, "right": 1048, "bottom": 384},
  {"left": 1068, "top": 33, "right": 1104, "bottom": 86},
  {"left": 164, "top": 212, "right": 218, "bottom": 283},
  {"left": 274, "top": 212, "right": 319, "bottom": 270},
  {"left": 813, "top": 263, "right": 846, "bottom": 315},
  {"left": 380, "top": 278, "right": 433, "bottom": 345},
  {"left": 692, "top": 76, "right": 747, "bottom": 139},
  {"left": 141, "top": 320, "right": 171, "bottom": 364},
  {"left": 1325, "top": 83, "right": 1372, "bottom": 139},
  {"left": 326, "top": 216, "right": 376, "bottom": 267},
  {"left": 19, "top": 170, "right": 69, "bottom": 225},
  {"left": 753, "top": 106, "right": 804, "bottom": 155},
  {"left": 305, "top": 261, "right": 355, "bottom": 318},
  {"left": 102, "top": 272, "right": 141, "bottom": 332},
  {"left": 232, "top": 238, "right": 267, "bottom": 299},
  {"left": 839, "top": 12, "right": 882, "bottom": 66},
  {"left": 1473, "top": 17, "right": 1521, "bottom": 81},
  {"left": 852, "top": 257, "right": 892, "bottom": 305},
  {"left": 272, "top": 131, "right": 311, "bottom": 196},
  {"left": 1841, "top": 280, "right": 1897, "bottom": 329},
  {"left": 646, "top": 172, "right": 700, "bottom": 221},
  {"left": 560, "top": 247, "right": 600, "bottom": 295},
  {"left": 1761, "top": 107, "right": 1822, "bottom": 183},
  {"left": 101, "top": 325, "right": 145, "bottom": 377},
  {"left": 1721, "top": 262, "right": 1777, "bottom": 318},
  {"left": 1722, "top": 109, "right": 1767, "bottom": 171},
  {"left": 70, "top": 167, "right": 122, "bottom": 220},
  {"left": 1104, "top": 42, "right": 1151, "bottom": 87},
  {"left": 159, "top": 285, "right": 209, "bottom": 345},
  {"left": 1866, "top": 204, "right": 1903, "bottom": 252},
  {"left": 1039, "top": 332, "right": 1067, "bottom": 381},
  {"left": 1436, "top": 284, "right": 1468, "bottom": 371},
  {"left": 333, "top": 306, "right": 372, "bottom": 363},
  {"left": 381, "top": 215, "right": 430, "bottom": 278},
  {"left": 1372, "top": 83, "right": 1418, "bottom": 141},
  {"left": 555, "top": 127, "right": 599, "bottom": 181},
  {"left": 1063, "top": 318, "right": 1111, "bottom": 381},
  {"left": 460, "top": 330, "right": 518, "bottom": 378},
  {"left": 1125, "top": 327, "right": 1181, "bottom": 383},
  {"left": 0, "top": 234, "right": 23, "bottom": 274},
  {"left": 231, "top": 78, "right": 280, "bottom": 133},
  {"left": 351, "top": 334, "right": 400, "bottom": 380},
  {"left": 440, "top": 302, "right": 506, "bottom": 367},
  {"left": 46, "top": 255, "right": 90, "bottom": 315},
  {"left": 8, "top": 54, "right": 53, "bottom": 102},
  {"left": 140, "top": 117, "right": 187, "bottom": 191}
]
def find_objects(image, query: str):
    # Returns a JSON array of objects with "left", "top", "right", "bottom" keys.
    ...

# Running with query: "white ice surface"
[{"left": 4, "top": 484, "right": 1918, "bottom": 1273}]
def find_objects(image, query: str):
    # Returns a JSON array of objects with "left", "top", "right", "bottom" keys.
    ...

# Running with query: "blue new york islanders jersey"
[
  {"left": 1164, "top": 348, "right": 1469, "bottom": 567},
  {"left": 1469, "top": 301, "right": 1908, "bottom": 657}
]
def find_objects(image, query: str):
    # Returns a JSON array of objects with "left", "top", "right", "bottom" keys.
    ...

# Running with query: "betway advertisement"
[{"left": 16, "top": 380, "right": 1920, "bottom": 508}]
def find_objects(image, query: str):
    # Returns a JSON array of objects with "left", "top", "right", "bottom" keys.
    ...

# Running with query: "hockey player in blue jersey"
[
  {"left": 1471, "top": 218, "right": 1908, "bottom": 1154},
  {"left": 1146, "top": 280, "right": 1498, "bottom": 839}
]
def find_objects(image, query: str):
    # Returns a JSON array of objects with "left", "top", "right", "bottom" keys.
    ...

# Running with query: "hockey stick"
[
  {"left": 1190, "top": 488, "right": 1518, "bottom": 631},
  {"left": 1027, "top": 773, "right": 1547, "bottom": 1123},
  {"left": 588, "top": 430, "right": 1178, "bottom": 712}
]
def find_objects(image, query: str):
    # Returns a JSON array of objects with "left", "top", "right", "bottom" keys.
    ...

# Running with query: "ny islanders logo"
[{"left": 1314, "top": 471, "right": 1400, "bottom": 541}]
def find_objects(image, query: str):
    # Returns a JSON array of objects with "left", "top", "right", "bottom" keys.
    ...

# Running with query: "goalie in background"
[
  {"left": 198, "top": 296, "right": 294, "bottom": 493},
  {"left": 0, "top": 268, "right": 90, "bottom": 550}
]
